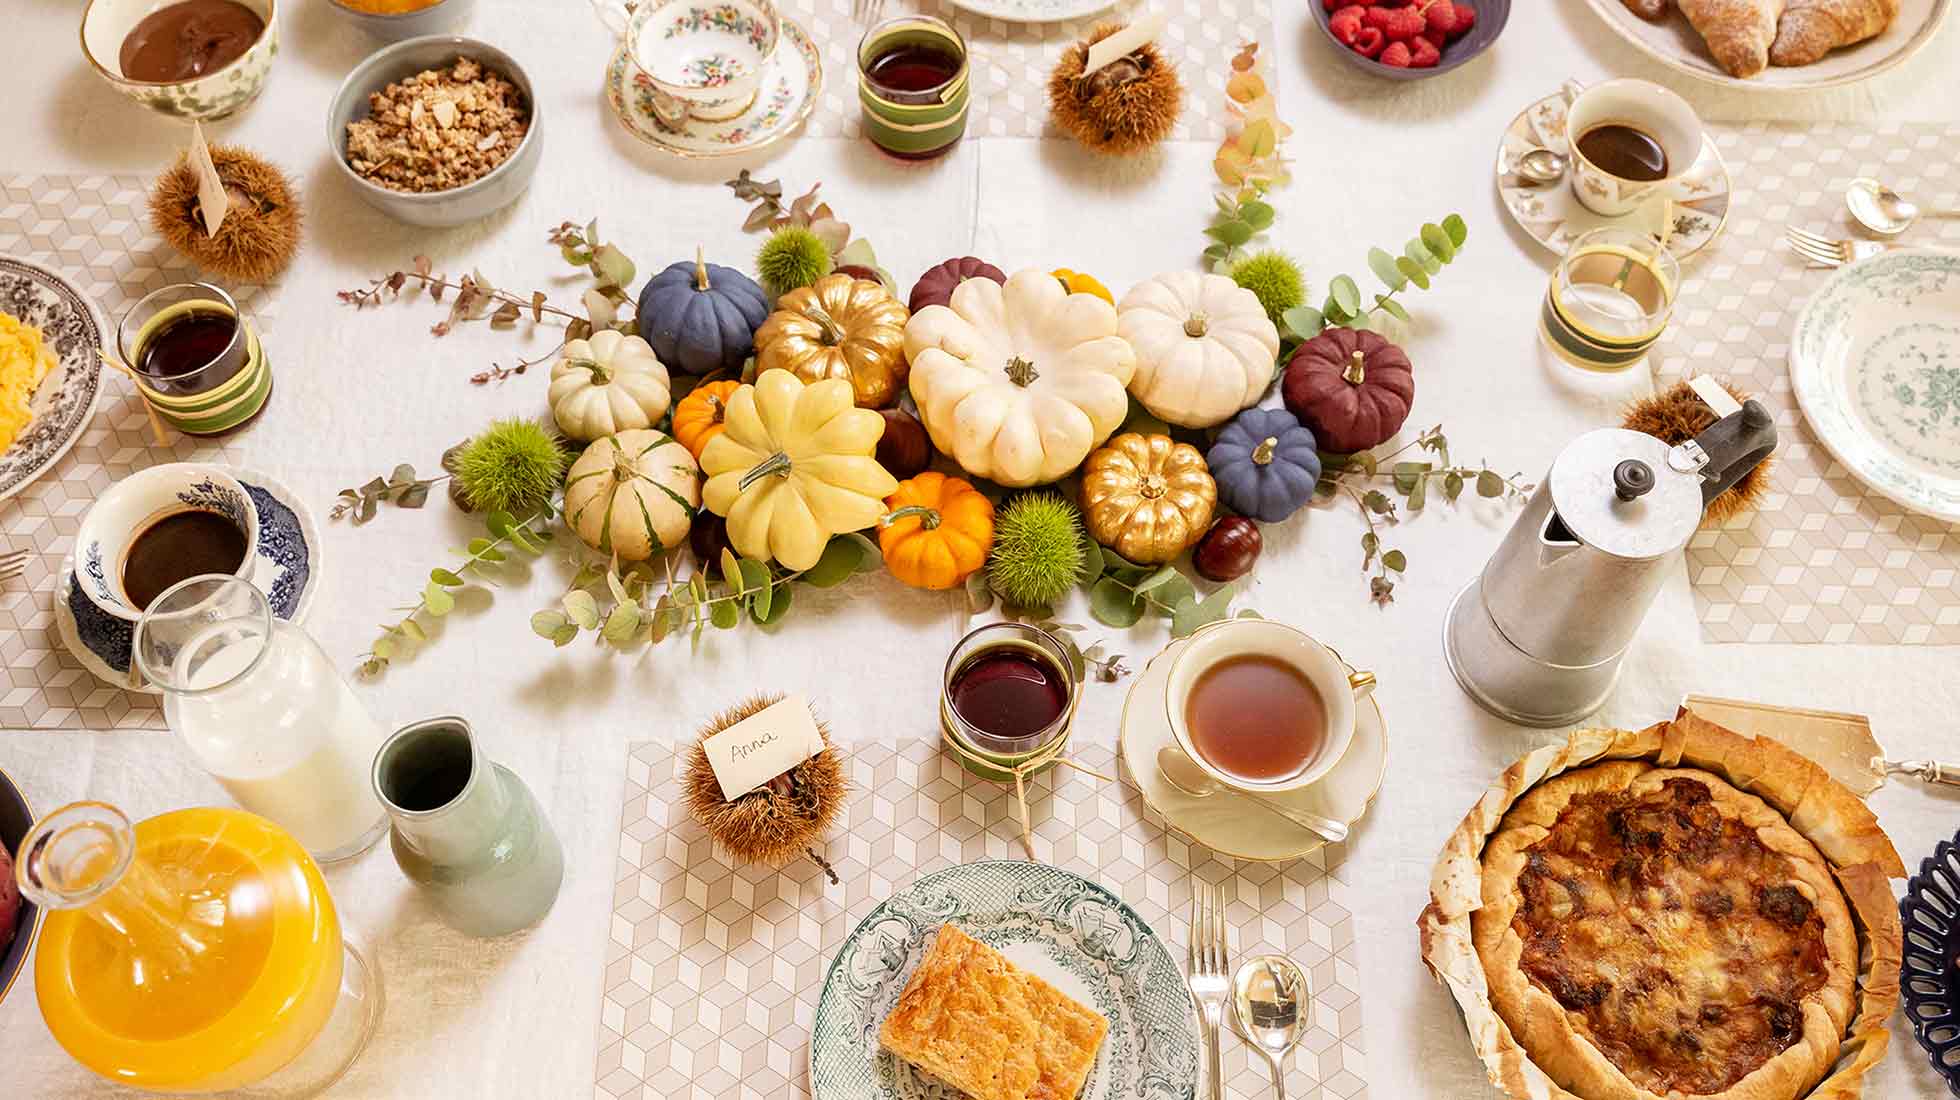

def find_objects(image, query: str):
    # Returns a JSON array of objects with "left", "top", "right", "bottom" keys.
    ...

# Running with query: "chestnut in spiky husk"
[
  {"left": 682, "top": 694, "right": 847, "bottom": 876},
  {"left": 148, "top": 145, "right": 303, "bottom": 283},
  {"left": 1048, "top": 23, "right": 1183, "bottom": 157}
]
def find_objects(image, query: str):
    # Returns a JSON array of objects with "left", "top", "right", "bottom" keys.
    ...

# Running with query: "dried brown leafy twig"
[
  {"left": 725, "top": 170, "right": 850, "bottom": 252},
  {"left": 337, "top": 255, "right": 577, "bottom": 335},
  {"left": 333, "top": 463, "right": 446, "bottom": 524}
]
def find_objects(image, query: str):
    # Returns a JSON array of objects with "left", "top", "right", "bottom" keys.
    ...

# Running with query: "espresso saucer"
[
  {"left": 604, "top": 18, "right": 821, "bottom": 159},
  {"left": 1496, "top": 87, "right": 1730, "bottom": 258},
  {"left": 54, "top": 467, "right": 320, "bottom": 694},
  {"left": 1118, "top": 637, "right": 1386, "bottom": 862}
]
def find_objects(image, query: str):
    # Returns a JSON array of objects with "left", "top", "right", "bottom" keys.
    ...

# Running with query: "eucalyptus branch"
[
  {"left": 332, "top": 462, "right": 448, "bottom": 524},
  {"left": 358, "top": 507, "right": 555, "bottom": 677}
]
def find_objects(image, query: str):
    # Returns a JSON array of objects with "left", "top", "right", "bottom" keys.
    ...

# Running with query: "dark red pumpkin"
[
  {"left": 876, "top": 407, "right": 934, "bottom": 480},
  {"left": 1281, "top": 328, "right": 1414, "bottom": 454},
  {"left": 907, "top": 256, "right": 1006, "bottom": 314}
]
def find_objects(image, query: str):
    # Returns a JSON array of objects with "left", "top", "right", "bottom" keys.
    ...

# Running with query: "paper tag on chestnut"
[
  {"left": 701, "top": 694, "right": 825, "bottom": 801},
  {"left": 188, "top": 122, "right": 230, "bottom": 237}
]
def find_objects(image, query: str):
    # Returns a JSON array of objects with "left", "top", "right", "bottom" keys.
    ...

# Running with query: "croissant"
[
  {"left": 1770, "top": 0, "right": 1898, "bottom": 65},
  {"left": 1678, "top": 0, "right": 1785, "bottom": 76}
]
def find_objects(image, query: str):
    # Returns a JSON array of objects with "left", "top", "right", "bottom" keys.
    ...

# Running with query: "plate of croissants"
[{"left": 1583, "top": 0, "right": 1948, "bottom": 88}]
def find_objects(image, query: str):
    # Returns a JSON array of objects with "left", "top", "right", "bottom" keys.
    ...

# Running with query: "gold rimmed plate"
[
  {"left": 1119, "top": 635, "right": 1386, "bottom": 862},
  {"left": 604, "top": 17, "right": 820, "bottom": 159}
]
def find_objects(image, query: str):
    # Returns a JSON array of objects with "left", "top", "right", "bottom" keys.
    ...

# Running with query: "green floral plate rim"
[
  {"left": 810, "top": 860, "right": 1198, "bottom": 1100},
  {"left": 1790, "top": 247, "right": 1960, "bottom": 522}
]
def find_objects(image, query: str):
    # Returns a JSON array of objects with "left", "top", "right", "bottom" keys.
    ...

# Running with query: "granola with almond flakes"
[{"left": 344, "top": 57, "right": 530, "bottom": 194}]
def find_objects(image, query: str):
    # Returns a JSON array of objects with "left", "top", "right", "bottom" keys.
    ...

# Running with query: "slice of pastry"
[
  {"left": 1679, "top": 0, "right": 1785, "bottom": 76},
  {"left": 1021, "top": 970, "right": 1110, "bottom": 1100},
  {"left": 1770, "top": 0, "right": 1898, "bottom": 65},
  {"left": 880, "top": 925, "right": 1043, "bottom": 1100}
]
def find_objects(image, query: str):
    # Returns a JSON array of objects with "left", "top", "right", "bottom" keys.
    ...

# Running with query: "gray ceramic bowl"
[
  {"left": 1311, "top": 0, "right": 1509, "bottom": 81},
  {"left": 0, "top": 766, "right": 38, "bottom": 1011},
  {"left": 328, "top": 0, "right": 476, "bottom": 43},
  {"left": 327, "top": 35, "right": 541, "bottom": 228}
]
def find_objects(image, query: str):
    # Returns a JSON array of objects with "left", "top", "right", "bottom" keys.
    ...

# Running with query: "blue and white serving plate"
[
  {"left": 810, "top": 861, "right": 1198, "bottom": 1100},
  {"left": 55, "top": 467, "right": 320, "bottom": 693},
  {"left": 1902, "top": 830, "right": 1960, "bottom": 1098},
  {"left": 1791, "top": 248, "right": 1960, "bottom": 523},
  {"left": 0, "top": 256, "right": 105, "bottom": 502}
]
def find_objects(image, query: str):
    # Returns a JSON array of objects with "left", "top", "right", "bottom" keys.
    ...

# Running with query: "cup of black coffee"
[
  {"left": 73, "top": 463, "right": 259, "bottom": 623},
  {"left": 1564, "top": 79, "right": 1703, "bottom": 217}
]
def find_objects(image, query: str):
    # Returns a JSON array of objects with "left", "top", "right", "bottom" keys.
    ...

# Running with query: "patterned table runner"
[
  {"left": 1668, "top": 123, "right": 1960, "bottom": 645},
  {"left": 790, "top": 0, "right": 1271, "bottom": 141},
  {"left": 596, "top": 738, "right": 1368, "bottom": 1099},
  {"left": 0, "top": 174, "right": 280, "bottom": 729}
]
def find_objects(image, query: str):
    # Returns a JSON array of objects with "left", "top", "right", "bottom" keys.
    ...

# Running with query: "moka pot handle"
[{"left": 1691, "top": 399, "right": 1776, "bottom": 505}]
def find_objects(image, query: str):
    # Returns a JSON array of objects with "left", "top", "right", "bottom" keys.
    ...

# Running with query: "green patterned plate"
[
  {"left": 1790, "top": 248, "right": 1960, "bottom": 522},
  {"left": 811, "top": 861, "right": 1198, "bottom": 1100}
]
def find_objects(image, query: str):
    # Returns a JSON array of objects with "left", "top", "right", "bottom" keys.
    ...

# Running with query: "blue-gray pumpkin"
[
  {"left": 1207, "top": 406, "right": 1321, "bottom": 523},
  {"left": 636, "top": 255, "right": 770, "bottom": 376}
]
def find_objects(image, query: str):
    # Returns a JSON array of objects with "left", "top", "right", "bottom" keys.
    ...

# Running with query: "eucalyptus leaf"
[
  {"left": 689, "top": 573, "right": 710, "bottom": 604},
  {"left": 710, "top": 599, "right": 740, "bottom": 629},
  {"left": 593, "top": 243, "right": 636, "bottom": 290},
  {"left": 1374, "top": 295, "right": 1411, "bottom": 322},
  {"left": 1444, "top": 470, "right": 1465, "bottom": 502},
  {"left": 802, "top": 537, "right": 862, "bottom": 588},
  {"left": 1172, "top": 583, "right": 1237, "bottom": 638},
  {"left": 1329, "top": 275, "right": 1362, "bottom": 317},
  {"left": 530, "top": 610, "right": 570, "bottom": 640},
  {"left": 605, "top": 568, "right": 630, "bottom": 606},
  {"left": 1420, "top": 223, "right": 1456, "bottom": 263},
  {"left": 1089, "top": 577, "right": 1145, "bottom": 629},
  {"left": 720, "top": 548, "right": 743, "bottom": 590},
  {"left": 398, "top": 483, "right": 430, "bottom": 509},
  {"left": 552, "top": 624, "right": 578, "bottom": 647},
  {"left": 430, "top": 568, "right": 466, "bottom": 587},
  {"left": 1240, "top": 201, "right": 1276, "bottom": 231},
  {"left": 1382, "top": 549, "right": 1408, "bottom": 572},
  {"left": 562, "top": 589, "right": 600, "bottom": 629},
  {"left": 1407, "top": 238, "right": 1443, "bottom": 276},
  {"left": 1281, "top": 305, "right": 1324, "bottom": 338},
  {"left": 1152, "top": 571, "right": 1197, "bottom": 611},
  {"left": 1392, "top": 462, "right": 1430, "bottom": 494},
  {"left": 1362, "top": 490, "right": 1394, "bottom": 515},
  {"left": 649, "top": 595, "right": 677, "bottom": 643},
  {"left": 739, "top": 559, "right": 773, "bottom": 619},
  {"left": 1477, "top": 470, "right": 1506, "bottom": 498},
  {"left": 1077, "top": 539, "right": 1104, "bottom": 584},
  {"left": 1395, "top": 255, "right": 1431, "bottom": 291},
  {"left": 843, "top": 531, "right": 882, "bottom": 570},
  {"left": 1205, "top": 220, "right": 1255, "bottom": 247},
  {"left": 486, "top": 511, "right": 516, "bottom": 540},
  {"left": 423, "top": 582, "right": 455, "bottom": 617},
  {"left": 1442, "top": 213, "right": 1469, "bottom": 248},
  {"left": 757, "top": 582, "right": 793, "bottom": 625},
  {"left": 602, "top": 603, "right": 642, "bottom": 644},
  {"left": 372, "top": 637, "right": 396, "bottom": 661},
  {"left": 400, "top": 619, "right": 427, "bottom": 643},
  {"left": 1408, "top": 474, "right": 1428, "bottom": 511},
  {"left": 1133, "top": 565, "right": 1181, "bottom": 596},
  {"left": 1367, "top": 247, "right": 1407, "bottom": 292}
]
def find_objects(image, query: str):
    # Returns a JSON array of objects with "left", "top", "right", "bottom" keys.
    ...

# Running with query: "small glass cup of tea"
[
  {"left": 939, "top": 622, "right": 1080, "bottom": 783},
  {"left": 115, "top": 281, "right": 272, "bottom": 436},
  {"left": 857, "top": 14, "right": 969, "bottom": 161},
  {"left": 1540, "top": 227, "right": 1680, "bottom": 373}
]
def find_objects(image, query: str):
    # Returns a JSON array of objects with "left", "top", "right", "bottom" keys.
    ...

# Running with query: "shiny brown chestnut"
[
  {"left": 1192, "top": 516, "right": 1262, "bottom": 582},
  {"left": 876, "top": 407, "right": 934, "bottom": 479}
]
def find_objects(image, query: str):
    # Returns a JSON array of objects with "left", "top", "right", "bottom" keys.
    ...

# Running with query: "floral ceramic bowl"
[{"left": 80, "top": 0, "right": 279, "bottom": 120}]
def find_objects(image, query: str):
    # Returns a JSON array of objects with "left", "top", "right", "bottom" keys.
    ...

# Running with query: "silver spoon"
[
  {"left": 1156, "top": 748, "right": 1348, "bottom": 843},
  {"left": 1232, "top": 954, "right": 1310, "bottom": 1100},
  {"left": 1846, "top": 177, "right": 1960, "bottom": 236},
  {"left": 1514, "top": 147, "right": 1568, "bottom": 185}
]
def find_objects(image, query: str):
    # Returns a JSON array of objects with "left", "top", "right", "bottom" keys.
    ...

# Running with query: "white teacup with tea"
[
  {"left": 1163, "top": 620, "right": 1376, "bottom": 796},
  {"left": 591, "top": 0, "right": 780, "bottom": 129},
  {"left": 1564, "top": 78, "right": 1704, "bottom": 218}
]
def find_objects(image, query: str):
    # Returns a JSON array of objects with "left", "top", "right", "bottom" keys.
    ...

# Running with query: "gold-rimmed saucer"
[{"left": 1119, "top": 636, "right": 1386, "bottom": 862}]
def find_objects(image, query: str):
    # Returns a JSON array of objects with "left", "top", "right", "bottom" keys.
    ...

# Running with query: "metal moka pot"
[{"left": 1444, "top": 399, "right": 1776, "bottom": 727}]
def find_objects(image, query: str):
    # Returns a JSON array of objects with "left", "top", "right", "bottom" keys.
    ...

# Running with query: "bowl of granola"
[{"left": 328, "top": 36, "right": 541, "bottom": 227}]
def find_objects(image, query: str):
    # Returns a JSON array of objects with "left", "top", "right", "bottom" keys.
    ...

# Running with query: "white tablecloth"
[{"left": 4, "top": 2, "right": 1959, "bottom": 1097}]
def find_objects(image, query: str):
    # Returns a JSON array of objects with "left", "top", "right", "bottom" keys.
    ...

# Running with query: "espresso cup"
[
  {"left": 1564, "top": 79, "right": 1703, "bottom": 218},
  {"left": 592, "top": 0, "right": 779, "bottom": 128},
  {"left": 1163, "top": 620, "right": 1375, "bottom": 796},
  {"left": 74, "top": 463, "right": 259, "bottom": 624}
]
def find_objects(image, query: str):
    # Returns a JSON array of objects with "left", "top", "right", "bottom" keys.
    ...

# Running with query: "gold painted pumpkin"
[
  {"left": 1080, "top": 432, "right": 1217, "bottom": 564},
  {"left": 754, "top": 273, "right": 910, "bottom": 409}
]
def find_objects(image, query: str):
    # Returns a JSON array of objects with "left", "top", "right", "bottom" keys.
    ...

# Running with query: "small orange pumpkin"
[
  {"left": 1052, "top": 268, "right": 1114, "bottom": 305},
  {"left": 878, "top": 472, "right": 995, "bottom": 591},
  {"left": 671, "top": 379, "right": 743, "bottom": 459}
]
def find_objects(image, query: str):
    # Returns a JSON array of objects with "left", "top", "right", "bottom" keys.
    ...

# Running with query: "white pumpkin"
[
  {"left": 548, "top": 330, "right": 672, "bottom": 442},
  {"left": 1117, "top": 272, "right": 1281, "bottom": 428},
  {"left": 564, "top": 429, "right": 700, "bottom": 562},
  {"left": 700, "top": 369, "right": 899, "bottom": 571},
  {"left": 904, "top": 269, "right": 1137, "bottom": 487}
]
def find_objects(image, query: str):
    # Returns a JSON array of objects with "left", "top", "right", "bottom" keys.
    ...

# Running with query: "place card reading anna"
[{"left": 700, "top": 693, "right": 826, "bottom": 801}]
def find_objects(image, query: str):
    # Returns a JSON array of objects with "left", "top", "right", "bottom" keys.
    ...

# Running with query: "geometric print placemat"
[
  {"left": 1663, "top": 124, "right": 1960, "bottom": 645},
  {"left": 0, "top": 174, "right": 281, "bottom": 728},
  {"left": 596, "top": 738, "right": 1367, "bottom": 1100},
  {"left": 785, "top": 0, "right": 1271, "bottom": 141}
]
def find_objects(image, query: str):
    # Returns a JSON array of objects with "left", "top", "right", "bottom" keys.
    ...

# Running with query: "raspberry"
[
  {"left": 1451, "top": 2, "right": 1477, "bottom": 36},
  {"left": 1419, "top": 0, "right": 1461, "bottom": 36},
  {"left": 1324, "top": 0, "right": 1346, "bottom": 9},
  {"left": 1415, "top": 29, "right": 1445, "bottom": 53},
  {"left": 1379, "top": 40, "right": 1413, "bottom": 67},
  {"left": 1329, "top": 5, "right": 1367, "bottom": 44},
  {"left": 1351, "top": 25, "right": 1386, "bottom": 57},
  {"left": 1379, "top": 5, "right": 1428, "bottom": 40},
  {"left": 1410, "top": 35, "right": 1442, "bottom": 66}
]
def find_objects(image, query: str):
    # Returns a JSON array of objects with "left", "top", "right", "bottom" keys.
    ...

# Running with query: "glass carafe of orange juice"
[{"left": 15, "top": 801, "right": 382, "bottom": 1095}]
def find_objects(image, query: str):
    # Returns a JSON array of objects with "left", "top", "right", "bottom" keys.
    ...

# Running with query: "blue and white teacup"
[
  {"left": 74, "top": 463, "right": 259, "bottom": 624},
  {"left": 592, "top": 0, "right": 780, "bottom": 128}
]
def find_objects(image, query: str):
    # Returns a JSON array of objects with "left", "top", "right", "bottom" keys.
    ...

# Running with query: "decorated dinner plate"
[
  {"left": 1120, "top": 635, "right": 1385, "bottom": 863},
  {"left": 55, "top": 467, "right": 320, "bottom": 693},
  {"left": 945, "top": 0, "right": 1112, "bottom": 23},
  {"left": 810, "top": 861, "right": 1198, "bottom": 1100},
  {"left": 1789, "top": 248, "right": 1960, "bottom": 523},
  {"left": 0, "top": 256, "right": 105, "bottom": 502},
  {"left": 605, "top": 17, "right": 820, "bottom": 158},
  {"left": 1497, "top": 87, "right": 1729, "bottom": 259},
  {"left": 1580, "top": 0, "right": 1949, "bottom": 91},
  {"left": 1900, "top": 828, "right": 1960, "bottom": 1097}
]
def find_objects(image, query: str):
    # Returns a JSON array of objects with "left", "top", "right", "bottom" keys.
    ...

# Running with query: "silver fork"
[
  {"left": 1785, "top": 226, "right": 1890, "bottom": 268},
  {"left": 1189, "top": 881, "right": 1231, "bottom": 1100},
  {"left": 0, "top": 547, "right": 30, "bottom": 585},
  {"left": 852, "top": 0, "right": 886, "bottom": 23}
]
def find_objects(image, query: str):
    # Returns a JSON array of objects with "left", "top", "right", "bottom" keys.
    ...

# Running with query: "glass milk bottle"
[{"left": 135, "top": 575, "right": 389, "bottom": 862}]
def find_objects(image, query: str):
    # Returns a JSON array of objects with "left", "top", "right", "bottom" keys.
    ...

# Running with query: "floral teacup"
[
  {"left": 74, "top": 463, "right": 259, "bottom": 624},
  {"left": 592, "top": 0, "right": 779, "bottom": 128}
]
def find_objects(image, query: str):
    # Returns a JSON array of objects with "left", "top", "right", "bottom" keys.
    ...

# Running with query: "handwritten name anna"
[{"left": 729, "top": 731, "right": 779, "bottom": 760}]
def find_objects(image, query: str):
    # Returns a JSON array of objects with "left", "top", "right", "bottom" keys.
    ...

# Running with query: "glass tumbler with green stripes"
[
  {"left": 857, "top": 15, "right": 969, "bottom": 160},
  {"left": 116, "top": 282, "right": 272, "bottom": 436},
  {"left": 1539, "top": 227, "right": 1679, "bottom": 373}
]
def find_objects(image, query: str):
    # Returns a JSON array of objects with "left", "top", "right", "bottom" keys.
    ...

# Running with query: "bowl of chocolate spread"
[{"left": 80, "top": 0, "right": 279, "bottom": 120}]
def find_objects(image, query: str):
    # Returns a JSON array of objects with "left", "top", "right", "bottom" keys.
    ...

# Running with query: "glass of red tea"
[
  {"left": 1163, "top": 620, "right": 1376, "bottom": 795},
  {"left": 939, "top": 622, "right": 1079, "bottom": 782},
  {"left": 116, "top": 282, "right": 272, "bottom": 436},
  {"left": 856, "top": 15, "right": 969, "bottom": 161}
]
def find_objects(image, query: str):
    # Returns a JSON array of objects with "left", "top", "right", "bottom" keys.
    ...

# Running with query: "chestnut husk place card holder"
[{"left": 683, "top": 693, "right": 847, "bottom": 880}]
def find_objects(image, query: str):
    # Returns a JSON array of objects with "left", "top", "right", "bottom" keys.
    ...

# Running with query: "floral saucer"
[
  {"left": 55, "top": 468, "right": 319, "bottom": 693},
  {"left": 1119, "top": 636, "right": 1386, "bottom": 862},
  {"left": 605, "top": 16, "right": 820, "bottom": 158},
  {"left": 810, "top": 861, "right": 1198, "bottom": 1100},
  {"left": 1496, "top": 88, "right": 1731, "bottom": 259},
  {"left": 1790, "top": 248, "right": 1960, "bottom": 522},
  {"left": 0, "top": 256, "right": 105, "bottom": 502}
]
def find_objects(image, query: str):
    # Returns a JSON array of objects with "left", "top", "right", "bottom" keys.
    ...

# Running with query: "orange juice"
[{"left": 33, "top": 807, "right": 344, "bottom": 1092}]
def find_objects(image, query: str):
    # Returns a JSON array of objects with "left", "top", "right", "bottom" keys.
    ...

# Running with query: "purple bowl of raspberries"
[{"left": 1312, "top": 0, "right": 1509, "bottom": 79}]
